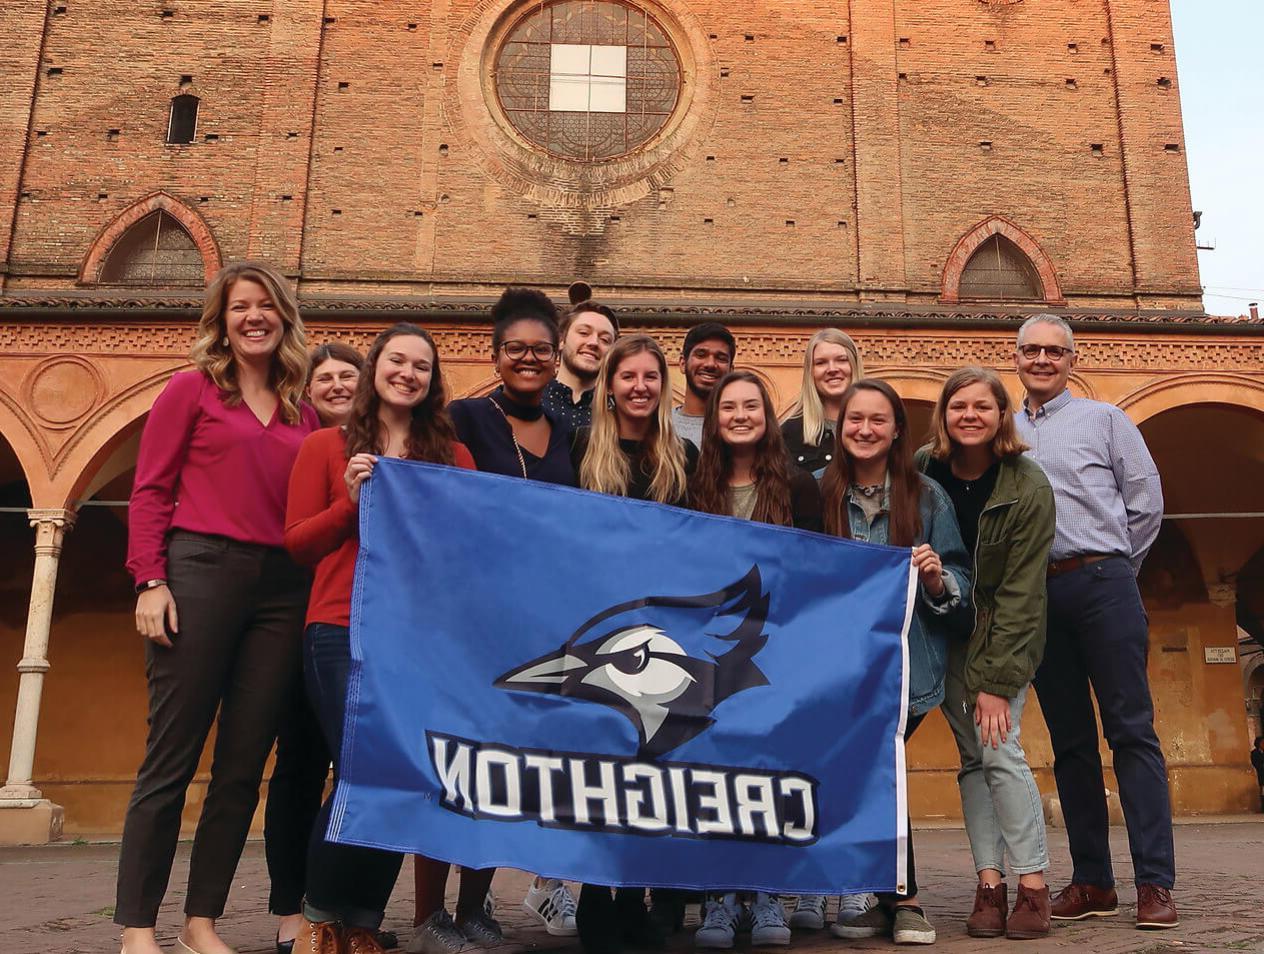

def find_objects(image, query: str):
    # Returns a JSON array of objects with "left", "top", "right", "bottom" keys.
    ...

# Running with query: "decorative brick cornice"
[{"left": 0, "top": 294, "right": 1257, "bottom": 331}]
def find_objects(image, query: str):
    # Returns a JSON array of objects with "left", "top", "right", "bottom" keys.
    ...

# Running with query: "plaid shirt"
[{"left": 1014, "top": 389, "right": 1163, "bottom": 573}]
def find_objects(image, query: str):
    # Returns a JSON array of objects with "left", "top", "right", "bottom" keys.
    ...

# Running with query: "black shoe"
[
  {"left": 276, "top": 934, "right": 295, "bottom": 954},
  {"left": 577, "top": 884, "right": 622, "bottom": 954},
  {"left": 376, "top": 929, "right": 400, "bottom": 950},
  {"left": 616, "top": 888, "right": 666, "bottom": 950},
  {"left": 648, "top": 889, "right": 687, "bottom": 935}
]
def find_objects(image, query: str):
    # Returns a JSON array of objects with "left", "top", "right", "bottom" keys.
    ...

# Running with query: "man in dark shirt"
[
  {"left": 541, "top": 299, "right": 618, "bottom": 430},
  {"left": 1253, "top": 736, "right": 1264, "bottom": 812}
]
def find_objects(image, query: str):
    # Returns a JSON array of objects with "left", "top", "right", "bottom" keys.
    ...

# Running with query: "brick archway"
[
  {"left": 78, "top": 192, "right": 222, "bottom": 286},
  {"left": 940, "top": 215, "right": 1064, "bottom": 305}
]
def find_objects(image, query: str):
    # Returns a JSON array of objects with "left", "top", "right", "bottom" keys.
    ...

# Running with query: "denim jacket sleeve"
[{"left": 917, "top": 476, "right": 973, "bottom": 626}]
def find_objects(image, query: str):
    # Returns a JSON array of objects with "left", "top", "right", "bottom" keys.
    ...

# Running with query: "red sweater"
[
  {"left": 285, "top": 426, "right": 475, "bottom": 627},
  {"left": 127, "top": 370, "right": 319, "bottom": 585}
]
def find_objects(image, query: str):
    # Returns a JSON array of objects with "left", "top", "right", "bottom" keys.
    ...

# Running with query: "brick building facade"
[{"left": 1, "top": 0, "right": 1262, "bottom": 842}]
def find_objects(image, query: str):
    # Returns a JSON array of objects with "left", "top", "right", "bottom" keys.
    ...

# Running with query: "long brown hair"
[
  {"left": 927, "top": 365, "right": 1029, "bottom": 461},
  {"left": 689, "top": 371, "right": 794, "bottom": 527},
  {"left": 821, "top": 379, "right": 923, "bottom": 546},
  {"left": 190, "top": 260, "right": 309, "bottom": 424},
  {"left": 343, "top": 323, "right": 456, "bottom": 465},
  {"left": 580, "top": 335, "right": 687, "bottom": 503}
]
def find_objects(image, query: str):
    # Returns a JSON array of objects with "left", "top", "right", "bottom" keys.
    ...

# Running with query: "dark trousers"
[
  {"left": 115, "top": 532, "right": 310, "bottom": 927},
  {"left": 878, "top": 712, "right": 926, "bottom": 904},
  {"left": 303, "top": 623, "right": 404, "bottom": 930},
  {"left": 265, "top": 664, "right": 331, "bottom": 916},
  {"left": 1033, "top": 556, "right": 1176, "bottom": 889}
]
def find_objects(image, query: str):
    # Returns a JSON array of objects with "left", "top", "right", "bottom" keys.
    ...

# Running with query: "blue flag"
[{"left": 332, "top": 458, "right": 915, "bottom": 895}]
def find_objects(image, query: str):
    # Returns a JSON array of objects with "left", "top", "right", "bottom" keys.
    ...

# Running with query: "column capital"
[{"left": 25, "top": 508, "right": 76, "bottom": 530}]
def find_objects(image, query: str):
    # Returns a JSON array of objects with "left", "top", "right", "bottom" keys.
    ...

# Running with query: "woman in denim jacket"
[{"left": 820, "top": 380, "right": 972, "bottom": 947}]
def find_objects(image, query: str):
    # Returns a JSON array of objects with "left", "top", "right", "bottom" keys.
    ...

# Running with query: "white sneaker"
[
  {"left": 695, "top": 894, "right": 741, "bottom": 949},
  {"left": 749, "top": 893, "right": 791, "bottom": 947},
  {"left": 837, "top": 892, "right": 877, "bottom": 922},
  {"left": 522, "top": 878, "right": 578, "bottom": 937},
  {"left": 789, "top": 895, "right": 827, "bottom": 930}
]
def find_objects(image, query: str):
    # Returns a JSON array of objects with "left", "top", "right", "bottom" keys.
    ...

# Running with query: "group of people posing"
[{"left": 117, "top": 262, "right": 1179, "bottom": 954}]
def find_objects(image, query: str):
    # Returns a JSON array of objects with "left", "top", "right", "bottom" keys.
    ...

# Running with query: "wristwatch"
[{"left": 135, "top": 578, "right": 167, "bottom": 594}]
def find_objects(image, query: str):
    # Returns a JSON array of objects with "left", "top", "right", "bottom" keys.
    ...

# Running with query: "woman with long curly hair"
[
  {"left": 118, "top": 261, "right": 319, "bottom": 954},
  {"left": 284, "top": 323, "right": 474, "bottom": 954},
  {"left": 686, "top": 371, "right": 821, "bottom": 953},
  {"left": 573, "top": 334, "right": 693, "bottom": 506},
  {"left": 820, "top": 379, "right": 972, "bottom": 948}
]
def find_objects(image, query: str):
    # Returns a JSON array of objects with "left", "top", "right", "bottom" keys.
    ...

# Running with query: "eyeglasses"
[
  {"left": 499, "top": 340, "right": 556, "bottom": 361},
  {"left": 1018, "top": 344, "right": 1073, "bottom": 361}
]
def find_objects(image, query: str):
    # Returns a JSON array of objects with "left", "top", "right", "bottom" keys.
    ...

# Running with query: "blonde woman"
[
  {"left": 781, "top": 329, "right": 865, "bottom": 475},
  {"left": 570, "top": 334, "right": 696, "bottom": 954},
  {"left": 572, "top": 334, "right": 695, "bottom": 506},
  {"left": 118, "top": 262, "right": 318, "bottom": 954}
]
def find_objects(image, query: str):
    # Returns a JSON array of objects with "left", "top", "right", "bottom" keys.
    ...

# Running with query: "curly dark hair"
[
  {"left": 343, "top": 323, "right": 456, "bottom": 466},
  {"left": 490, "top": 287, "right": 560, "bottom": 350},
  {"left": 688, "top": 371, "right": 794, "bottom": 527}
]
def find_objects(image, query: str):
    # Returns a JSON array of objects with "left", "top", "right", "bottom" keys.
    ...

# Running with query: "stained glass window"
[
  {"left": 958, "top": 234, "right": 1044, "bottom": 300},
  {"left": 495, "top": 1, "right": 681, "bottom": 161},
  {"left": 99, "top": 211, "right": 204, "bottom": 286}
]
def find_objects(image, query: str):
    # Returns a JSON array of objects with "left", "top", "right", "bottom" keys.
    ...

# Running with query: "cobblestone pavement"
[{"left": 2, "top": 822, "right": 1261, "bottom": 953}]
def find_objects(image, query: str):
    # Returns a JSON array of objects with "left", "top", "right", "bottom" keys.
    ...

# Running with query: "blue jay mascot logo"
[{"left": 495, "top": 566, "right": 771, "bottom": 758}]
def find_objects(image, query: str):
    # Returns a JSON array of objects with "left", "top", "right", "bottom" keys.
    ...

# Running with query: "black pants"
[
  {"left": 1033, "top": 557, "right": 1175, "bottom": 889},
  {"left": 302, "top": 623, "right": 403, "bottom": 930},
  {"left": 878, "top": 711, "right": 926, "bottom": 905},
  {"left": 114, "top": 532, "right": 310, "bottom": 927},
  {"left": 265, "top": 663, "right": 330, "bottom": 916}
]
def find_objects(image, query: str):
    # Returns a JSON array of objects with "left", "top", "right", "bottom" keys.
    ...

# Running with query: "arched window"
[
  {"left": 98, "top": 210, "right": 204, "bottom": 286},
  {"left": 167, "top": 94, "right": 199, "bottom": 144},
  {"left": 958, "top": 234, "right": 1044, "bottom": 300}
]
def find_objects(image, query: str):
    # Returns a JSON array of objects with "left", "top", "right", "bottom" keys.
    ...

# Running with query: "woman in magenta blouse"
[{"left": 116, "top": 261, "right": 318, "bottom": 954}]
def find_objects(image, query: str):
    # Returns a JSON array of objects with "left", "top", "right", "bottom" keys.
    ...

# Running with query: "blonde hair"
[
  {"left": 783, "top": 328, "right": 865, "bottom": 446},
  {"left": 927, "top": 365, "right": 1030, "bottom": 461},
  {"left": 190, "top": 261, "right": 309, "bottom": 425},
  {"left": 580, "top": 335, "right": 688, "bottom": 504}
]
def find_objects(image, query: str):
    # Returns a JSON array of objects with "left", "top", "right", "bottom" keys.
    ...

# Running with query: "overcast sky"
[{"left": 1171, "top": 0, "right": 1263, "bottom": 317}]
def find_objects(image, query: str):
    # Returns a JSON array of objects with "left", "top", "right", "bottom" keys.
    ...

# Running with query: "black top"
[
  {"left": 449, "top": 389, "right": 577, "bottom": 486},
  {"left": 786, "top": 469, "right": 825, "bottom": 533},
  {"left": 781, "top": 415, "right": 836, "bottom": 475},
  {"left": 924, "top": 456, "right": 1000, "bottom": 555},
  {"left": 542, "top": 379, "right": 594, "bottom": 431},
  {"left": 1252, "top": 747, "right": 1264, "bottom": 785},
  {"left": 570, "top": 426, "right": 699, "bottom": 506}
]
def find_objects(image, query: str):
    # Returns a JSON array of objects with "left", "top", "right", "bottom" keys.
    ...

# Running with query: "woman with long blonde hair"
[
  {"left": 781, "top": 328, "right": 865, "bottom": 475},
  {"left": 574, "top": 334, "right": 693, "bottom": 506},
  {"left": 118, "top": 261, "right": 318, "bottom": 954}
]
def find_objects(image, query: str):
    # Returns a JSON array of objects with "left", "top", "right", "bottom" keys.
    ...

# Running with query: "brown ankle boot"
[
  {"left": 296, "top": 918, "right": 342, "bottom": 954},
  {"left": 966, "top": 882, "right": 1008, "bottom": 938},
  {"left": 1006, "top": 884, "right": 1052, "bottom": 940},
  {"left": 344, "top": 926, "right": 387, "bottom": 954}
]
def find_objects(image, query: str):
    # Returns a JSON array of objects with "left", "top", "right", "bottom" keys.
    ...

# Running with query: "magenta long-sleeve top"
[{"left": 126, "top": 369, "right": 319, "bottom": 586}]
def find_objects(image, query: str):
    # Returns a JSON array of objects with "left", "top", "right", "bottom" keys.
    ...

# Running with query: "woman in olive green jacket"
[{"left": 917, "top": 366, "right": 1056, "bottom": 942}]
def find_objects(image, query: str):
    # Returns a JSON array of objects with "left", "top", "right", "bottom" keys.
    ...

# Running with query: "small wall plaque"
[{"left": 1203, "top": 647, "right": 1237, "bottom": 664}]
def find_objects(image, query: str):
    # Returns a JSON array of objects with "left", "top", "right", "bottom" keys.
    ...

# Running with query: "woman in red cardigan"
[
  {"left": 284, "top": 323, "right": 474, "bottom": 954},
  {"left": 118, "top": 261, "right": 318, "bottom": 954}
]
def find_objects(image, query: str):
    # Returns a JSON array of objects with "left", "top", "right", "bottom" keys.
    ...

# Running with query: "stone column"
[{"left": 0, "top": 508, "right": 75, "bottom": 845}]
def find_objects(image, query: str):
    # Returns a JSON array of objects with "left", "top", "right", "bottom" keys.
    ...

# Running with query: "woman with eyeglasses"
[
  {"left": 447, "top": 287, "right": 576, "bottom": 487},
  {"left": 411, "top": 289, "right": 578, "bottom": 952}
]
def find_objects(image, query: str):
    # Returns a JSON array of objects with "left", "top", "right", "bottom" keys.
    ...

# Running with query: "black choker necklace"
[{"left": 490, "top": 387, "right": 544, "bottom": 422}]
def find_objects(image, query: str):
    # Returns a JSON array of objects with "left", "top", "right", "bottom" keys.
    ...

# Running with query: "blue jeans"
[
  {"left": 943, "top": 654, "right": 1048, "bottom": 875},
  {"left": 1033, "top": 557, "right": 1175, "bottom": 889},
  {"left": 303, "top": 622, "right": 403, "bottom": 928}
]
